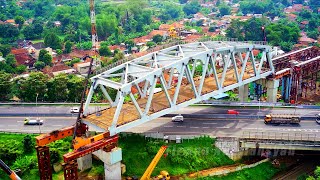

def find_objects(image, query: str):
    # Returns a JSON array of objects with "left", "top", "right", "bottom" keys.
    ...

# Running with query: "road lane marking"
[
  {"left": 190, "top": 127, "right": 199, "bottom": 129},
  {"left": 202, "top": 123, "right": 217, "bottom": 125},
  {"left": 52, "top": 125, "right": 63, "bottom": 127},
  {"left": 8, "top": 125, "right": 18, "bottom": 127},
  {"left": 202, "top": 127, "right": 210, "bottom": 129},
  {"left": 177, "top": 126, "right": 186, "bottom": 128},
  {"left": 216, "top": 127, "right": 229, "bottom": 129}
]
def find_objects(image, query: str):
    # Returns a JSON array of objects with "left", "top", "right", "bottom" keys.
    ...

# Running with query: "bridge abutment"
[{"left": 266, "top": 79, "right": 280, "bottom": 103}]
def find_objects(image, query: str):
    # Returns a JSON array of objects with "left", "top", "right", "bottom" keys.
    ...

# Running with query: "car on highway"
[
  {"left": 172, "top": 115, "right": 183, "bottom": 122},
  {"left": 227, "top": 110, "right": 240, "bottom": 115},
  {"left": 70, "top": 107, "right": 80, "bottom": 113},
  {"left": 24, "top": 118, "right": 43, "bottom": 125}
]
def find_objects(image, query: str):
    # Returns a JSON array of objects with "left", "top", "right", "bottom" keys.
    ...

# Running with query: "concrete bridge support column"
[
  {"left": 266, "top": 79, "right": 279, "bottom": 103},
  {"left": 93, "top": 147, "right": 122, "bottom": 180},
  {"left": 77, "top": 154, "right": 92, "bottom": 171},
  {"left": 238, "top": 84, "right": 249, "bottom": 102}
]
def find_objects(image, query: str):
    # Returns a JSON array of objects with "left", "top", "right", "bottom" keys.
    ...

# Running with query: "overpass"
[{"left": 83, "top": 41, "right": 276, "bottom": 135}]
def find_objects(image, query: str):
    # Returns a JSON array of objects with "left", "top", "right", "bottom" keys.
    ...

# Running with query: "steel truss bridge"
[{"left": 83, "top": 41, "right": 275, "bottom": 135}]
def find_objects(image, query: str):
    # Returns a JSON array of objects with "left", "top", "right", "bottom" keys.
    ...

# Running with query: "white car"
[
  {"left": 172, "top": 115, "right": 183, "bottom": 122},
  {"left": 24, "top": 118, "right": 43, "bottom": 125},
  {"left": 70, "top": 107, "right": 80, "bottom": 113}
]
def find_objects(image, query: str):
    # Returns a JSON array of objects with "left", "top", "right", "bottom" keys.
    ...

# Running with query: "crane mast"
[{"left": 90, "top": 0, "right": 100, "bottom": 67}]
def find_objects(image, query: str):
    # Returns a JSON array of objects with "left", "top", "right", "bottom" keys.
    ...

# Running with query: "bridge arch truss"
[{"left": 83, "top": 41, "right": 274, "bottom": 135}]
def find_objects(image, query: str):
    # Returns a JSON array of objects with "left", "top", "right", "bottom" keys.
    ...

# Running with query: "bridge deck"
[{"left": 84, "top": 69, "right": 253, "bottom": 130}]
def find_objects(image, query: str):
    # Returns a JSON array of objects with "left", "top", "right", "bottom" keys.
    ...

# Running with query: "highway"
[
  {"left": 0, "top": 105, "right": 319, "bottom": 117},
  {"left": 0, "top": 106, "right": 318, "bottom": 137}
]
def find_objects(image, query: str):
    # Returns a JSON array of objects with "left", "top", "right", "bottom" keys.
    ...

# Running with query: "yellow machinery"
[{"left": 140, "top": 146, "right": 170, "bottom": 180}]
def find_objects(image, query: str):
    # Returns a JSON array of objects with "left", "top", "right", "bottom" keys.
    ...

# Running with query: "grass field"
[
  {"left": 119, "top": 134, "right": 234, "bottom": 177},
  {"left": 196, "top": 161, "right": 280, "bottom": 180}
]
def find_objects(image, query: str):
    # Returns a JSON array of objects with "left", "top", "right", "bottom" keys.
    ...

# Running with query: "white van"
[{"left": 172, "top": 115, "right": 183, "bottom": 122}]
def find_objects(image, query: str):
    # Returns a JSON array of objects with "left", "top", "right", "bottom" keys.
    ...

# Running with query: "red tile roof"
[
  {"left": 11, "top": 48, "right": 35, "bottom": 67},
  {"left": 42, "top": 64, "right": 74, "bottom": 77}
]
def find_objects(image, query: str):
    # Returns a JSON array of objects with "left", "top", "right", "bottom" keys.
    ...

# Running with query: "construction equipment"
[
  {"left": 168, "top": 26, "right": 177, "bottom": 38},
  {"left": 264, "top": 114, "right": 301, "bottom": 124},
  {"left": 140, "top": 146, "right": 170, "bottom": 180},
  {"left": 0, "top": 159, "right": 21, "bottom": 180}
]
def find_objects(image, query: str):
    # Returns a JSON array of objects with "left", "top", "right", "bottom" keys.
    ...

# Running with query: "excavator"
[
  {"left": 140, "top": 146, "right": 170, "bottom": 180},
  {"left": 0, "top": 159, "right": 21, "bottom": 180}
]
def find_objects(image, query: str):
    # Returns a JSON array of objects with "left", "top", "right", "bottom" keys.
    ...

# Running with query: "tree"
[
  {"left": 16, "top": 65, "right": 27, "bottom": 74},
  {"left": 14, "top": 16, "right": 25, "bottom": 29},
  {"left": 183, "top": 0, "right": 201, "bottom": 16},
  {"left": 152, "top": 34, "right": 163, "bottom": 44},
  {"left": 5, "top": 54, "right": 17, "bottom": 68},
  {"left": 219, "top": 4, "right": 231, "bottom": 16},
  {"left": 43, "top": 54, "right": 52, "bottom": 66},
  {"left": 0, "top": 24, "right": 19, "bottom": 39},
  {"left": 209, "top": 27, "right": 216, "bottom": 32},
  {"left": 44, "top": 32, "right": 62, "bottom": 50},
  {"left": 146, "top": 41, "right": 156, "bottom": 48},
  {"left": 38, "top": 50, "right": 52, "bottom": 66},
  {"left": 17, "top": 72, "right": 49, "bottom": 102},
  {"left": 226, "top": 19, "right": 245, "bottom": 41},
  {"left": 99, "top": 45, "right": 112, "bottom": 56},
  {"left": 34, "top": 61, "right": 45, "bottom": 70},
  {"left": 47, "top": 73, "right": 68, "bottom": 102},
  {"left": 23, "top": 135, "right": 33, "bottom": 153},
  {"left": 0, "top": 44, "right": 11, "bottom": 57},
  {"left": 67, "top": 75, "right": 84, "bottom": 102},
  {"left": 64, "top": 40, "right": 73, "bottom": 54},
  {"left": 0, "top": 71, "right": 12, "bottom": 101}
]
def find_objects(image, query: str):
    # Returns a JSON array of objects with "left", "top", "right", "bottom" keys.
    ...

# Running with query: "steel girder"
[{"left": 83, "top": 41, "right": 274, "bottom": 135}]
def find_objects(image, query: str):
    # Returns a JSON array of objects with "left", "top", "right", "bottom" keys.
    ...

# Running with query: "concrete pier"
[
  {"left": 238, "top": 84, "right": 249, "bottom": 102},
  {"left": 93, "top": 147, "right": 122, "bottom": 180},
  {"left": 266, "top": 79, "right": 279, "bottom": 103},
  {"left": 77, "top": 154, "right": 92, "bottom": 171}
]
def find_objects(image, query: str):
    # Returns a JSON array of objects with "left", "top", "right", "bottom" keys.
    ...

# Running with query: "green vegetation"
[
  {"left": 196, "top": 161, "right": 280, "bottom": 180},
  {"left": 119, "top": 134, "right": 234, "bottom": 177},
  {"left": 0, "top": 133, "right": 72, "bottom": 180},
  {"left": 306, "top": 166, "right": 320, "bottom": 180}
]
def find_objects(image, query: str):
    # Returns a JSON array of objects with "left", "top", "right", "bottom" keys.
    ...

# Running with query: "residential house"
[
  {"left": 42, "top": 64, "right": 76, "bottom": 77},
  {"left": 300, "top": 20, "right": 309, "bottom": 29},
  {"left": 287, "top": 14, "right": 297, "bottom": 21},
  {"left": 299, "top": 37, "right": 317, "bottom": 45},
  {"left": 73, "top": 62, "right": 95, "bottom": 75},
  {"left": 11, "top": 48, "right": 36, "bottom": 68},
  {"left": 5, "top": 19, "right": 15, "bottom": 25}
]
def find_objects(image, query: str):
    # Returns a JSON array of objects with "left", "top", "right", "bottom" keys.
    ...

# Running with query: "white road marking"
[
  {"left": 177, "top": 126, "right": 186, "bottom": 128},
  {"left": 164, "top": 125, "right": 173, "bottom": 128},
  {"left": 8, "top": 125, "right": 18, "bottom": 127},
  {"left": 190, "top": 127, "right": 199, "bottom": 129},
  {"left": 52, "top": 125, "right": 63, "bottom": 127},
  {"left": 202, "top": 127, "right": 210, "bottom": 129},
  {"left": 202, "top": 122, "right": 217, "bottom": 125},
  {"left": 216, "top": 127, "right": 229, "bottom": 129}
]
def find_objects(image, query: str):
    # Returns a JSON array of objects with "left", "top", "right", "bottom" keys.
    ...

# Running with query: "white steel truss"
[{"left": 83, "top": 41, "right": 275, "bottom": 135}]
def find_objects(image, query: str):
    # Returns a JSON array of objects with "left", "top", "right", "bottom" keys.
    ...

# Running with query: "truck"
[{"left": 264, "top": 114, "right": 301, "bottom": 124}]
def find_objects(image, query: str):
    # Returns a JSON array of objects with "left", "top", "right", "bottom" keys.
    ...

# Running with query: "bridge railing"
[{"left": 241, "top": 131, "right": 320, "bottom": 142}]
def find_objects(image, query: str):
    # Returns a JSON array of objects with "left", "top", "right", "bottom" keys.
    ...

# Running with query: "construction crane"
[
  {"left": 34, "top": 2, "right": 118, "bottom": 179},
  {"left": 0, "top": 159, "right": 21, "bottom": 180},
  {"left": 89, "top": 0, "right": 100, "bottom": 68},
  {"left": 140, "top": 146, "right": 170, "bottom": 180}
]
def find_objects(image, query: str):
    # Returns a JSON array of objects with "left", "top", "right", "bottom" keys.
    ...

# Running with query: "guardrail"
[{"left": 241, "top": 131, "right": 320, "bottom": 142}]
